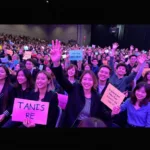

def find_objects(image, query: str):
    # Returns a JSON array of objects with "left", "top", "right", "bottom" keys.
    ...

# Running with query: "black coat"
[
  {"left": 51, "top": 65, "right": 112, "bottom": 127},
  {"left": 0, "top": 84, "right": 15, "bottom": 115},
  {"left": 31, "top": 68, "right": 40, "bottom": 81},
  {"left": 26, "top": 90, "right": 59, "bottom": 128}
]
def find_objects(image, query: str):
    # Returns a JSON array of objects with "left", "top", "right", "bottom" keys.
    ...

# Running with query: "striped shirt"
[{"left": 78, "top": 98, "right": 91, "bottom": 120}]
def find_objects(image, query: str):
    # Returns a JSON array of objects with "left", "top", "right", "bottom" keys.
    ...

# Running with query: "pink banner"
[
  {"left": 57, "top": 94, "right": 68, "bottom": 110},
  {"left": 12, "top": 98, "right": 49, "bottom": 125}
]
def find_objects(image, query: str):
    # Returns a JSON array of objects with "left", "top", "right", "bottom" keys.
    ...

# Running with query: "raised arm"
[
  {"left": 125, "top": 54, "right": 146, "bottom": 84},
  {"left": 50, "top": 39, "right": 73, "bottom": 94},
  {"left": 109, "top": 43, "right": 119, "bottom": 74}
]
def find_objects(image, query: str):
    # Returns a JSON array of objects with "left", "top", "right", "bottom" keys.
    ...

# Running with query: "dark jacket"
[
  {"left": 26, "top": 90, "right": 59, "bottom": 128},
  {"left": 31, "top": 68, "right": 40, "bottom": 81},
  {"left": 0, "top": 84, "right": 15, "bottom": 116},
  {"left": 51, "top": 65, "right": 112, "bottom": 128},
  {"left": 14, "top": 87, "right": 33, "bottom": 99}
]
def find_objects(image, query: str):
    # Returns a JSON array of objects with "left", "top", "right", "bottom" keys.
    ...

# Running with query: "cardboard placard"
[
  {"left": 12, "top": 98, "right": 49, "bottom": 125},
  {"left": 69, "top": 50, "right": 83, "bottom": 61},
  {"left": 57, "top": 94, "right": 68, "bottom": 110},
  {"left": 7, "top": 50, "right": 13, "bottom": 56},
  {"left": 23, "top": 51, "right": 32, "bottom": 60},
  {"left": 101, "top": 83, "right": 125, "bottom": 110}
]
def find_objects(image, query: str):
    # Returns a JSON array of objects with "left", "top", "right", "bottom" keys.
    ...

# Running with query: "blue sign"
[{"left": 69, "top": 50, "right": 83, "bottom": 61}]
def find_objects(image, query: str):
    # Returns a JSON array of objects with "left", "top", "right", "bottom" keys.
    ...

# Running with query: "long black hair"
[
  {"left": 131, "top": 82, "right": 150, "bottom": 107},
  {"left": 15, "top": 68, "right": 34, "bottom": 91},
  {"left": 0, "top": 65, "right": 10, "bottom": 111}
]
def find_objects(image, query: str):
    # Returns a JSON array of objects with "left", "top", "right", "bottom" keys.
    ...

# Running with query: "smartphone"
[{"left": 125, "top": 55, "right": 129, "bottom": 58}]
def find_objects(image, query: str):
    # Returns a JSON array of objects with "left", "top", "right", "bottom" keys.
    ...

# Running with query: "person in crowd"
[
  {"left": 25, "top": 59, "right": 40, "bottom": 81},
  {"left": 0, "top": 65, "right": 15, "bottom": 127},
  {"left": 9, "top": 54, "right": 20, "bottom": 70},
  {"left": 66, "top": 64, "right": 79, "bottom": 85},
  {"left": 21, "top": 71, "right": 59, "bottom": 128},
  {"left": 2, "top": 68, "right": 34, "bottom": 128},
  {"left": 78, "top": 117, "right": 107, "bottom": 128},
  {"left": 109, "top": 43, "right": 146, "bottom": 92},
  {"left": 45, "top": 65, "right": 63, "bottom": 93},
  {"left": 50, "top": 39, "right": 112, "bottom": 128},
  {"left": 97, "top": 65, "right": 111, "bottom": 95},
  {"left": 112, "top": 82, "right": 150, "bottom": 128},
  {"left": 126, "top": 55, "right": 137, "bottom": 75}
]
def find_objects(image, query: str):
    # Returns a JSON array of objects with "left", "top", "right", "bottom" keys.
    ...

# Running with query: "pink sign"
[
  {"left": 12, "top": 98, "right": 49, "bottom": 125},
  {"left": 57, "top": 94, "right": 68, "bottom": 110}
]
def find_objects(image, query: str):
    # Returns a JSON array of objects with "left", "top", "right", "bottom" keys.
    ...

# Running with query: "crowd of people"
[{"left": 0, "top": 33, "right": 150, "bottom": 128}]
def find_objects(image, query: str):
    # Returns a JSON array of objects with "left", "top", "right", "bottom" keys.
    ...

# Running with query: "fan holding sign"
[
  {"left": 111, "top": 82, "right": 150, "bottom": 128},
  {"left": 11, "top": 71, "right": 59, "bottom": 128}
]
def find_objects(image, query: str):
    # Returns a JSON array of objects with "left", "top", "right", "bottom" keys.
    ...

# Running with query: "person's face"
[
  {"left": 84, "top": 65, "right": 90, "bottom": 71},
  {"left": 81, "top": 73, "right": 94, "bottom": 90},
  {"left": 45, "top": 67, "right": 52, "bottom": 74},
  {"left": 116, "top": 66, "right": 126, "bottom": 76},
  {"left": 17, "top": 71, "right": 27, "bottom": 85},
  {"left": 130, "top": 56, "right": 137, "bottom": 65},
  {"left": 98, "top": 67, "right": 110, "bottom": 82},
  {"left": 25, "top": 61, "right": 34, "bottom": 70},
  {"left": 67, "top": 67, "right": 76, "bottom": 77},
  {"left": 92, "top": 60, "right": 98, "bottom": 66},
  {"left": 15, "top": 64, "right": 20, "bottom": 71},
  {"left": 0, "top": 67, "right": 7, "bottom": 80},
  {"left": 36, "top": 73, "right": 50, "bottom": 89},
  {"left": 147, "top": 72, "right": 150, "bottom": 81},
  {"left": 135, "top": 87, "right": 147, "bottom": 101}
]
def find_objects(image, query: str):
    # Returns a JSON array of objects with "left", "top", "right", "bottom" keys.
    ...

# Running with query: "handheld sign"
[
  {"left": 12, "top": 98, "right": 49, "bottom": 125},
  {"left": 101, "top": 84, "right": 125, "bottom": 110},
  {"left": 57, "top": 94, "right": 68, "bottom": 110},
  {"left": 7, "top": 50, "right": 13, "bottom": 56},
  {"left": 23, "top": 51, "right": 32, "bottom": 60},
  {"left": 69, "top": 50, "right": 83, "bottom": 61}
]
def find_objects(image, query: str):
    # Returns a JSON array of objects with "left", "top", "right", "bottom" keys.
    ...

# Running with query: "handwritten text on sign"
[
  {"left": 57, "top": 94, "right": 68, "bottom": 110},
  {"left": 101, "top": 84, "right": 125, "bottom": 110},
  {"left": 69, "top": 50, "right": 83, "bottom": 61},
  {"left": 23, "top": 51, "right": 32, "bottom": 60},
  {"left": 12, "top": 98, "right": 49, "bottom": 125}
]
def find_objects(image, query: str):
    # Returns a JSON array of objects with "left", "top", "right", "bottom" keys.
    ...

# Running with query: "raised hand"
[
  {"left": 23, "top": 118, "right": 36, "bottom": 128},
  {"left": 111, "top": 106, "right": 120, "bottom": 116},
  {"left": 137, "top": 54, "right": 147, "bottom": 64},
  {"left": 50, "top": 39, "right": 62, "bottom": 64},
  {"left": 112, "top": 42, "right": 119, "bottom": 50},
  {"left": 130, "top": 45, "right": 134, "bottom": 51}
]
